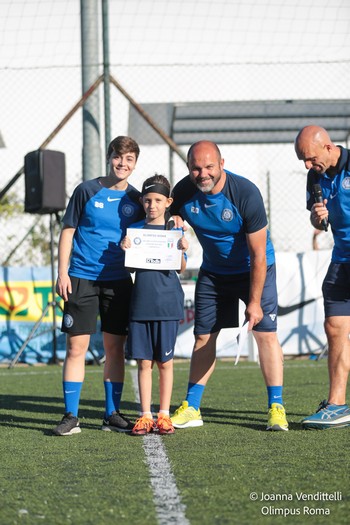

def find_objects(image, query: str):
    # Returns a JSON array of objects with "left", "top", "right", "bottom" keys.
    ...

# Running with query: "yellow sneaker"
[
  {"left": 171, "top": 401, "right": 203, "bottom": 428},
  {"left": 267, "top": 403, "right": 289, "bottom": 431}
]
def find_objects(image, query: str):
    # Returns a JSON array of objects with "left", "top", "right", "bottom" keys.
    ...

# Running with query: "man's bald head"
[
  {"left": 186, "top": 140, "right": 225, "bottom": 194},
  {"left": 295, "top": 126, "right": 332, "bottom": 154},
  {"left": 294, "top": 125, "right": 340, "bottom": 174},
  {"left": 187, "top": 141, "right": 222, "bottom": 164}
]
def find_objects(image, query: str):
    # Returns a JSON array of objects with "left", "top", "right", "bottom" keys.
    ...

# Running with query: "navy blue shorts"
[
  {"left": 194, "top": 264, "right": 278, "bottom": 334},
  {"left": 127, "top": 320, "right": 179, "bottom": 362},
  {"left": 61, "top": 276, "right": 133, "bottom": 335},
  {"left": 322, "top": 262, "right": 350, "bottom": 317}
]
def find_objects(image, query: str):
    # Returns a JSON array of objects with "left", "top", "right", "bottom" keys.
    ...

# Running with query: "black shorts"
[
  {"left": 322, "top": 262, "right": 350, "bottom": 317},
  {"left": 61, "top": 276, "right": 133, "bottom": 335},
  {"left": 194, "top": 264, "right": 278, "bottom": 334}
]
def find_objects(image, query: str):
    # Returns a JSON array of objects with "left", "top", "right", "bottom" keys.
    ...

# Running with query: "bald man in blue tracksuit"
[
  {"left": 296, "top": 125, "right": 350, "bottom": 430},
  {"left": 170, "top": 140, "right": 288, "bottom": 431}
]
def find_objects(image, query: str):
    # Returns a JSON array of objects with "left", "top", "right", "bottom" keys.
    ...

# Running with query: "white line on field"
[{"left": 130, "top": 368, "right": 190, "bottom": 525}]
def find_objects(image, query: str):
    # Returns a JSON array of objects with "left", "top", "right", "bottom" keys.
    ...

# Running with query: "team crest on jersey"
[
  {"left": 191, "top": 206, "right": 199, "bottom": 214},
  {"left": 122, "top": 204, "right": 135, "bottom": 217},
  {"left": 221, "top": 208, "right": 233, "bottom": 222},
  {"left": 342, "top": 177, "right": 350, "bottom": 190}
]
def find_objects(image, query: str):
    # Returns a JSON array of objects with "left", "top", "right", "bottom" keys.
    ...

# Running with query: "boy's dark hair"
[{"left": 107, "top": 136, "right": 140, "bottom": 160}]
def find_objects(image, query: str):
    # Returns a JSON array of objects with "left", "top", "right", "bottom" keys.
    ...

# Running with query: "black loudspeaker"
[{"left": 24, "top": 149, "right": 66, "bottom": 214}]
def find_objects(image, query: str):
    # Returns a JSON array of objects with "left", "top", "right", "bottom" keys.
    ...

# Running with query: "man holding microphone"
[{"left": 295, "top": 125, "right": 350, "bottom": 430}]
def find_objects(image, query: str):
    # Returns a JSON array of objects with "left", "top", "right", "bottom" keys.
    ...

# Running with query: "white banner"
[
  {"left": 175, "top": 250, "right": 330, "bottom": 359},
  {"left": 0, "top": 250, "right": 331, "bottom": 363}
]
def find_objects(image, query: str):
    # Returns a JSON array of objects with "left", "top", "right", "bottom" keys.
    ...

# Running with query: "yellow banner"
[{"left": 0, "top": 280, "right": 63, "bottom": 322}]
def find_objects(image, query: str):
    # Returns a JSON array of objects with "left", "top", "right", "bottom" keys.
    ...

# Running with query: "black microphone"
[{"left": 312, "top": 184, "right": 328, "bottom": 232}]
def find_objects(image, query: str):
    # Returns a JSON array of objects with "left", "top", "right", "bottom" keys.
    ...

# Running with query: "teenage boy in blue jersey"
[
  {"left": 53, "top": 136, "right": 144, "bottom": 436},
  {"left": 170, "top": 140, "right": 288, "bottom": 431},
  {"left": 121, "top": 174, "right": 188, "bottom": 436},
  {"left": 295, "top": 125, "right": 350, "bottom": 430}
]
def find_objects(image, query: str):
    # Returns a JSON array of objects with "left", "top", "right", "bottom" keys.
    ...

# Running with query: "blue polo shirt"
[
  {"left": 63, "top": 178, "right": 144, "bottom": 280},
  {"left": 170, "top": 170, "right": 275, "bottom": 275},
  {"left": 306, "top": 146, "right": 350, "bottom": 263}
]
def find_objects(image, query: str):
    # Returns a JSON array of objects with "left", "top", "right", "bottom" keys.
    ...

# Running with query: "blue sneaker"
[{"left": 302, "top": 400, "right": 350, "bottom": 430}]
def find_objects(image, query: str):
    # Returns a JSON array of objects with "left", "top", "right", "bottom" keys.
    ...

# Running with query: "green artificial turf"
[{"left": 0, "top": 360, "right": 349, "bottom": 525}]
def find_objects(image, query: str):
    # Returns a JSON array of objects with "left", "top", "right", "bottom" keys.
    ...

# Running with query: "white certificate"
[{"left": 124, "top": 228, "right": 183, "bottom": 270}]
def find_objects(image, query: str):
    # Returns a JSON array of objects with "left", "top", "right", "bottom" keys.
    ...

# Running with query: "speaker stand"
[{"left": 8, "top": 214, "right": 62, "bottom": 368}]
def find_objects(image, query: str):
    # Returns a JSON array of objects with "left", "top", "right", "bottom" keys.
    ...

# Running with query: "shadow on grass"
[
  {"left": 0, "top": 394, "right": 304, "bottom": 433},
  {"left": 169, "top": 405, "right": 304, "bottom": 432},
  {"left": 0, "top": 394, "right": 141, "bottom": 431}
]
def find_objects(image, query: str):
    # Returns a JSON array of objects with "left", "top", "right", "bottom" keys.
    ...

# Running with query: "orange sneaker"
[
  {"left": 156, "top": 414, "right": 175, "bottom": 435},
  {"left": 131, "top": 416, "right": 155, "bottom": 436}
]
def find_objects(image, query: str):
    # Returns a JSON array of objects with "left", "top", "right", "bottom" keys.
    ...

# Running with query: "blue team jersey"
[
  {"left": 127, "top": 221, "right": 185, "bottom": 321},
  {"left": 63, "top": 178, "right": 144, "bottom": 281},
  {"left": 306, "top": 146, "right": 350, "bottom": 263},
  {"left": 170, "top": 170, "right": 275, "bottom": 275}
]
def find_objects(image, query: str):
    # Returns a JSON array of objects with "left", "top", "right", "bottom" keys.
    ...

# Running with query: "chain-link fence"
[{"left": 1, "top": 0, "right": 349, "bottom": 267}]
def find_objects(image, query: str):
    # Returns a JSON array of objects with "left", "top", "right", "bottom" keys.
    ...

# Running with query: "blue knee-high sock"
[
  {"left": 104, "top": 381, "right": 124, "bottom": 417},
  {"left": 63, "top": 381, "right": 83, "bottom": 417},
  {"left": 185, "top": 383, "right": 205, "bottom": 410},
  {"left": 267, "top": 386, "right": 283, "bottom": 408}
]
